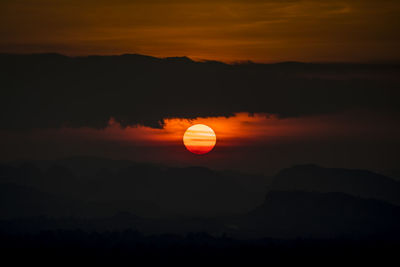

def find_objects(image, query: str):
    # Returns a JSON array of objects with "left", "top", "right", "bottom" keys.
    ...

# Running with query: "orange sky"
[
  {"left": 1, "top": 0, "right": 399, "bottom": 62},
  {"left": 23, "top": 111, "right": 398, "bottom": 147},
  {"left": 0, "top": 111, "right": 398, "bottom": 174}
]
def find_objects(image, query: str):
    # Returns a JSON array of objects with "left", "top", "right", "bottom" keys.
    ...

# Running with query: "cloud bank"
[{"left": 0, "top": 53, "right": 399, "bottom": 130}]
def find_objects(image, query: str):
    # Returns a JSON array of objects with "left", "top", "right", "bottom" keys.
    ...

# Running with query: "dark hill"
[
  {"left": 270, "top": 165, "right": 400, "bottom": 205},
  {"left": 232, "top": 190, "right": 400, "bottom": 239},
  {"left": 0, "top": 158, "right": 272, "bottom": 217},
  {"left": 0, "top": 183, "right": 85, "bottom": 219}
]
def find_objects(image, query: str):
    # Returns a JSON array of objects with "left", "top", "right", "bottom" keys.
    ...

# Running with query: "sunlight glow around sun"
[{"left": 183, "top": 124, "right": 216, "bottom": 155}]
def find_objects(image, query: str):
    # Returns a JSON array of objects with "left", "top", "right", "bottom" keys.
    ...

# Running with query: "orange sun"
[{"left": 183, "top": 124, "right": 216, "bottom": 155}]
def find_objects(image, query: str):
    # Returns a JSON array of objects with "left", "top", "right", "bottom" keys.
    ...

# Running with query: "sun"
[{"left": 183, "top": 124, "right": 216, "bottom": 155}]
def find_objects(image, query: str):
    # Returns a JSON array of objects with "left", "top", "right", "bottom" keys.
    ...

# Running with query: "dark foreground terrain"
[
  {"left": 1, "top": 158, "right": 400, "bottom": 265},
  {"left": 1, "top": 230, "right": 399, "bottom": 266}
]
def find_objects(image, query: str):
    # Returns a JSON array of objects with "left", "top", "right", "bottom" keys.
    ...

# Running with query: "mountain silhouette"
[
  {"left": 269, "top": 164, "right": 400, "bottom": 205},
  {"left": 231, "top": 190, "right": 400, "bottom": 239},
  {"left": 0, "top": 183, "right": 87, "bottom": 219},
  {"left": 0, "top": 158, "right": 272, "bottom": 217},
  {"left": 3, "top": 159, "right": 400, "bottom": 240}
]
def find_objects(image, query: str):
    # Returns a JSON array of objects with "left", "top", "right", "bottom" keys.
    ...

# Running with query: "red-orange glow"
[
  {"left": 183, "top": 124, "right": 216, "bottom": 155},
  {"left": 23, "top": 111, "right": 399, "bottom": 151}
]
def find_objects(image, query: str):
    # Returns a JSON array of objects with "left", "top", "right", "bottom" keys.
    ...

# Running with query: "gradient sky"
[
  {"left": 1, "top": 1, "right": 399, "bottom": 175},
  {"left": 1, "top": 0, "right": 400, "bottom": 62},
  {"left": 1, "top": 111, "right": 398, "bottom": 175}
]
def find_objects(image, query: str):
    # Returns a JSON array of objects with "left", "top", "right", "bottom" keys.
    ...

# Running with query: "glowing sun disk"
[{"left": 183, "top": 124, "right": 216, "bottom": 155}]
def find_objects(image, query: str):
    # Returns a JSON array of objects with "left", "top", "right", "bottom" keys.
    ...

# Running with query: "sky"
[
  {"left": 1, "top": 110, "right": 398, "bottom": 175},
  {"left": 0, "top": 1, "right": 399, "bottom": 175},
  {"left": 1, "top": 0, "right": 400, "bottom": 62}
]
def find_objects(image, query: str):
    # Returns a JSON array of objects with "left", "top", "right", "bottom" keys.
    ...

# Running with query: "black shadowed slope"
[
  {"left": 231, "top": 190, "right": 400, "bottom": 239},
  {"left": 269, "top": 164, "right": 400, "bottom": 205},
  {"left": 0, "top": 158, "right": 272, "bottom": 218},
  {"left": 1, "top": 159, "right": 400, "bottom": 240}
]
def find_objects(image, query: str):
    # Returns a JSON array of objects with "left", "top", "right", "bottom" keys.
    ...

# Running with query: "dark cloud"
[{"left": 0, "top": 53, "right": 399, "bottom": 130}]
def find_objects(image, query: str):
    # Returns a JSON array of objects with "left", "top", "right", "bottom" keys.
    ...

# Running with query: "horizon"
[
  {"left": 1, "top": 0, "right": 400, "bottom": 263},
  {"left": 3, "top": 52, "right": 400, "bottom": 65}
]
